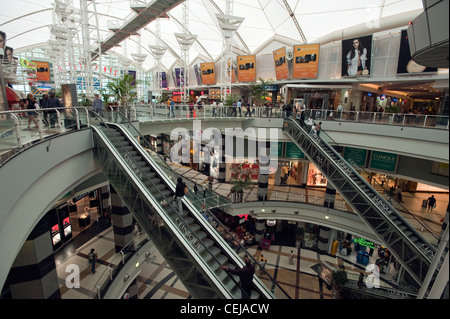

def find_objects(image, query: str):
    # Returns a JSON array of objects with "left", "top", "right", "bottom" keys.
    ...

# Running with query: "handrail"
[
  {"left": 300, "top": 117, "right": 440, "bottom": 243},
  {"left": 91, "top": 116, "right": 245, "bottom": 298},
  {"left": 109, "top": 111, "right": 291, "bottom": 299}
]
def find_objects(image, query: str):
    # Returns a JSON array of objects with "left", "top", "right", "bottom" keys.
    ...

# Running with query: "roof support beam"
[{"left": 281, "top": 0, "right": 307, "bottom": 43}]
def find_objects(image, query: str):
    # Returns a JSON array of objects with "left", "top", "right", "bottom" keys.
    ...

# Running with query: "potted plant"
[
  {"left": 229, "top": 163, "right": 253, "bottom": 202},
  {"left": 331, "top": 269, "right": 348, "bottom": 299},
  {"left": 295, "top": 227, "right": 305, "bottom": 241}
]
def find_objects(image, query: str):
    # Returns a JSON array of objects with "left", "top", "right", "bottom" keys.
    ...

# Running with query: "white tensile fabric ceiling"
[{"left": 0, "top": 0, "right": 424, "bottom": 71}]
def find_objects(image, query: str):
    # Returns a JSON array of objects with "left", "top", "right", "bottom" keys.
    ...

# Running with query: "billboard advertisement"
[
  {"left": 237, "top": 55, "right": 256, "bottom": 82},
  {"left": 341, "top": 35, "right": 372, "bottom": 77},
  {"left": 32, "top": 60, "right": 51, "bottom": 82},
  {"left": 397, "top": 29, "right": 437, "bottom": 74},
  {"left": 273, "top": 47, "right": 289, "bottom": 80},
  {"left": 200, "top": 62, "right": 216, "bottom": 85},
  {"left": 293, "top": 44, "right": 320, "bottom": 78}
]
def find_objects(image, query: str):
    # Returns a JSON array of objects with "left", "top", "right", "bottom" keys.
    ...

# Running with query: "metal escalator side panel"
[
  {"left": 109, "top": 122, "right": 275, "bottom": 299},
  {"left": 282, "top": 118, "right": 432, "bottom": 285},
  {"left": 91, "top": 126, "right": 234, "bottom": 299}
]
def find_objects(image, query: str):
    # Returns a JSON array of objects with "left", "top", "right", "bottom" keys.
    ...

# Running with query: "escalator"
[
  {"left": 91, "top": 122, "right": 277, "bottom": 299},
  {"left": 282, "top": 118, "right": 435, "bottom": 286}
]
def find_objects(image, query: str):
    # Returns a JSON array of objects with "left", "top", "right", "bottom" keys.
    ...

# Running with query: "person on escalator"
[
  {"left": 221, "top": 256, "right": 255, "bottom": 299},
  {"left": 174, "top": 177, "right": 187, "bottom": 214}
]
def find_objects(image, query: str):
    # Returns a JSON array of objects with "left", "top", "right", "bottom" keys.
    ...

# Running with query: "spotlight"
[
  {"left": 250, "top": 209, "right": 254, "bottom": 214},
  {"left": 294, "top": 211, "right": 299, "bottom": 215},
  {"left": 272, "top": 209, "right": 276, "bottom": 213}
]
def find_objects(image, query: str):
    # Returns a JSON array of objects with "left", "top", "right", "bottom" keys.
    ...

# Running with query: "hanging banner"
[
  {"left": 343, "top": 147, "right": 368, "bottom": 167},
  {"left": 341, "top": 35, "right": 372, "bottom": 77},
  {"left": 273, "top": 47, "right": 289, "bottom": 80},
  {"left": 237, "top": 55, "right": 256, "bottom": 82},
  {"left": 285, "top": 142, "right": 305, "bottom": 159},
  {"left": 369, "top": 150, "right": 398, "bottom": 173},
  {"left": 293, "top": 44, "right": 320, "bottom": 78},
  {"left": 31, "top": 61, "right": 51, "bottom": 82},
  {"left": 397, "top": 29, "right": 437, "bottom": 74},
  {"left": 200, "top": 62, "right": 216, "bottom": 85}
]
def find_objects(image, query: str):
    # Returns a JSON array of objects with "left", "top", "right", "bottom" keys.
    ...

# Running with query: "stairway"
[
  {"left": 92, "top": 123, "right": 271, "bottom": 299},
  {"left": 282, "top": 118, "right": 435, "bottom": 285}
]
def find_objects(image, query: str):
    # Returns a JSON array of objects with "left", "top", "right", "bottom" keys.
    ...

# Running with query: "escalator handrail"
[
  {"left": 303, "top": 117, "right": 439, "bottom": 243},
  {"left": 283, "top": 118, "right": 435, "bottom": 262},
  {"left": 108, "top": 112, "right": 291, "bottom": 299},
  {"left": 91, "top": 119, "right": 243, "bottom": 298}
]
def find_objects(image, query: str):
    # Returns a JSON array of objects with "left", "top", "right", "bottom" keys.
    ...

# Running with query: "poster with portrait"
[
  {"left": 341, "top": 35, "right": 372, "bottom": 77},
  {"left": 397, "top": 29, "right": 437, "bottom": 74},
  {"left": 0, "top": 30, "right": 6, "bottom": 59},
  {"left": 200, "top": 62, "right": 216, "bottom": 85},
  {"left": 292, "top": 44, "right": 320, "bottom": 78},
  {"left": 237, "top": 55, "right": 256, "bottom": 82},
  {"left": 273, "top": 47, "right": 289, "bottom": 80}
]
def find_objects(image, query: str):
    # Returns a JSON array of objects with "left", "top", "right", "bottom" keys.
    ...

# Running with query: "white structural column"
[
  {"left": 174, "top": 1, "right": 197, "bottom": 103},
  {"left": 149, "top": 19, "right": 167, "bottom": 101},
  {"left": 216, "top": 0, "right": 244, "bottom": 102}
]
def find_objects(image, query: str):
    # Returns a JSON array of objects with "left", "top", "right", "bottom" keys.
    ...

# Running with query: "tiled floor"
[{"left": 54, "top": 168, "right": 448, "bottom": 299}]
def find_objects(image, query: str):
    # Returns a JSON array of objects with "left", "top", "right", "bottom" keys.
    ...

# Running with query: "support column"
[
  {"left": 317, "top": 226, "right": 330, "bottom": 254},
  {"left": 156, "top": 134, "right": 164, "bottom": 155},
  {"left": 324, "top": 182, "right": 336, "bottom": 209},
  {"left": 7, "top": 216, "right": 60, "bottom": 299},
  {"left": 110, "top": 185, "right": 134, "bottom": 252},
  {"left": 255, "top": 219, "right": 266, "bottom": 242},
  {"left": 257, "top": 141, "right": 270, "bottom": 201},
  {"left": 218, "top": 133, "right": 226, "bottom": 183},
  {"left": 124, "top": 278, "right": 138, "bottom": 299},
  {"left": 300, "top": 162, "right": 309, "bottom": 187}
]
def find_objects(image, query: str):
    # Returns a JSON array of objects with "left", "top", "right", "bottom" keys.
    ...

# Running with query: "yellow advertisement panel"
[
  {"left": 32, "top": 60, "right": 51, "bottom": 82},
  {"left": 293, "top": 44, "right": 320, "bottom": 79},
  {"left": 273, "top": 47, "right": 289, "bottom": 80},
  {"left": 200, "top": 62, "right": 216, "bottom": 85},
  {"left": 237, "top": 55, "right": 256, "bottom": 82}
]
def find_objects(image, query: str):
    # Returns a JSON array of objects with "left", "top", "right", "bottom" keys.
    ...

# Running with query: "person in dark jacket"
[
  {"left": 174, "top": 177, "right": 186, "bottom": 214},
  {"left": 221, "top": 256, "right": 255, "bottom": 299}
]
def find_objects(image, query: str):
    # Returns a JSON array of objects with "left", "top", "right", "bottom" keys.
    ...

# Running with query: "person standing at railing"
[
  {"left": 24, "top": 93, "right": 39, "bottom": 129},
  {"left": 427, "top": 195, "right": 437, "bottom": 212},
  {"left": 93, "top": 94, "right": 104, "bottom": 117},
  {"left": 47, "top": 92, "right": 62, "bottom": 128},
  {"left": 40, "top": 94, "right": 49, "bottom": 127}
]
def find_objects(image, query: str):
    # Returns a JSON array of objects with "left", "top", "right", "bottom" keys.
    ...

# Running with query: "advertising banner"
[
  {"left": 201, "top": 62, "right": 216, "bottom": 85},
  {"left": 369, "top": 150, "right": 398, "bottom": 173},
  {"left": 343, "top": 147, "right": 368, "bottom": 167},
  {"left": 273, "top": 47, "right": 289, "bottom": 80},
  {"left": 293, "top": 44, "right": 320, "bottom": 78},
  {"left": 32, "top": 60, "right": 51, "bottom": 82},
  {"left": 341, "top": 35, "right": 372, "bottom": 77},
  {"left": 285, "top": 142, "right": 305, "bottom": 159},
  {"left": 237, "top": 55, "right": 256, "bottom": 82},
  {"left": 397, "top": 29, "right": 437, "bottom": 74}
]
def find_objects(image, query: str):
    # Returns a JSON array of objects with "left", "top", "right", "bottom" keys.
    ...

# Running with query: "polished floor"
[{"left": 53, "top": 166, "right": 448, "bottom": 299}]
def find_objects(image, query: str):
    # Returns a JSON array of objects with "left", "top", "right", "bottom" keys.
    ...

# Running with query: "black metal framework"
[{"left": 282, "top": 118, "right": 435, "bottom": 285}]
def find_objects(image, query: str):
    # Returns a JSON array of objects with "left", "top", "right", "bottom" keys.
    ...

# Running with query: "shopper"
[
  {"left": 93, "top": 94, "right": 104, "bottom": 117},
  {"left": 88, "top": 248, "right": 98, "bottom": 274},
  {"left": 25, "top": 93, "right": 39, "bottom": 129},
  {"left": 427, "top": 195, "right": 437, "bottom": 212},
  {"left": 174, "top": 177, "right": 187, "bottom": 214},
  {"left": 221, "top": 256, "right": 255, "bottom": 299},
  {"left": 47, "top": 92, "right": 62, "bottom": 127},
  {"left": 289, "top": 250, "right": 294, "bottom": 265},
  {"left": 40, "top": 94, "right": 49, "bottom": 126}
]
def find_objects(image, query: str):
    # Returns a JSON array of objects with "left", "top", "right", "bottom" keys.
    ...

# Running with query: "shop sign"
[
  {"left": 369, "top": 151, "right": 398, "bottom": 173},
  {"left": 354, "top": 237, "right": 375, "bottom": 249},
  {"left": 285, "top": 142, "right": 305, "bottom": 159},
  {"left": 343, "top": 147, "right": 367, "bottom": 167},
  {"left": 270, "top": 141, "right": 283, "bottom": 157}
]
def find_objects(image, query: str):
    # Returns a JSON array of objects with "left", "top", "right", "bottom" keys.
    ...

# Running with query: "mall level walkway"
[{"left": 53, "top": 165, "right": 447, "bottom": 299}]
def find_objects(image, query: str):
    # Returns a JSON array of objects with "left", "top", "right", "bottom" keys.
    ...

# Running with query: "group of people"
[{"left": 22, "top": 92, "right": 62, "bottom": 129}]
